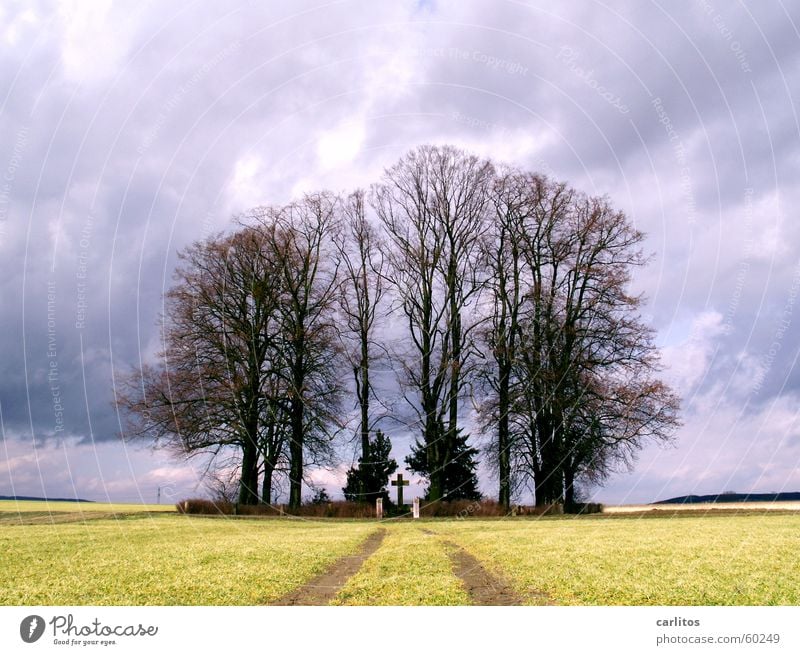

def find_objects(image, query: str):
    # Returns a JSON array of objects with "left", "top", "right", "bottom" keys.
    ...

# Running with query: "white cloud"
[
  {"left": 229, "top": 154, "right": 266, "bottom": 208},
  {"left": 316, "top": 119, "right": 366, "bottom": 170},
  {"left": 307, "top": 465, "right": 348, "bottom": 491},
  {"left": 57, "top": 0, "right": 134, "bottom": 83},
  {"left": 2, "top": 6, "right": 38, "bottom": 46},
  {"left": 749, "top": 190, "right": 788, "bottom": 260},
  {"left": 660, "top": 310, "right": 726, "bottom": 395},
  {"left": 0, "top": 436, "right": 205, "bottom": 504}
]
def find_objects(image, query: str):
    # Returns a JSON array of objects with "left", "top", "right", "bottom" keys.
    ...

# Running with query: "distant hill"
[
  {"left": 0, "top": 495, "right": 94, "bottom": 503},
  {"left": 656, "top": 492, "right": 800, "bottom": 504}
]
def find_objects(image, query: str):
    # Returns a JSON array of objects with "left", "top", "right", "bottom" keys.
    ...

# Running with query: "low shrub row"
[
  {"left": 176, "top": 497, "right": 603, "bottom": 518},
  {"left": 176, "top": 498, "right": 377, "bottom": 518}
]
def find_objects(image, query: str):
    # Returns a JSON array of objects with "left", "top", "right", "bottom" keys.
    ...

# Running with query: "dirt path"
[
  {"left": 421, "top": 528, "right": 548, "bottom": 606},
  {"left": 443, "top": 539, "right": 525, "bottom": 605},
  {"left": 271, "top": 528, "right": 387, "bottom": 606}
]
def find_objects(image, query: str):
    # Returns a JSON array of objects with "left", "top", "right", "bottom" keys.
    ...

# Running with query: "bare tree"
[
  {"left": 547, "top": 195, "right": 680, "bottom": 509},
  {"left": 479, "top": 169, "right": 542, "bottom": 509},
  {"left": 205, "top": 453, "right": 243, "bottom": 503},
  {"left": 117, "top": 227, "right": 281, "bottom": 505},
  {"left": 335, "top": 189, "right": 391, "bottom": 501},
  {"left": 250, "top": 193, "right": 344, "bottom": 510},
  {"left": 480, "top": 174, "right": 680, "bottom": 510},
  {"left": 120, "top": 198, "right": 345, "bottom": 511},
  {"left": 374, "top": 145, "right": 492, "bottom": 501}
]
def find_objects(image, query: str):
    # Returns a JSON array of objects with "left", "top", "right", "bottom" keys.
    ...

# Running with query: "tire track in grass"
[
  {"left": 332, "top": 526, "right": 471, "bottom": 605},
  {"left": 271, "top": 528, "right": 386, "bottom": 605},
  {"left": 422, "top": 528, "right": 550, "bottom": 606},
  {"left": 444, "top": 539, "right": 525, "bottom": 605}
]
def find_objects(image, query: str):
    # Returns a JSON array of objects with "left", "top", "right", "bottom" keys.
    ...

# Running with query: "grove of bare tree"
[{"left": 118, "top": 145, "right": 679, "bottom": 512}]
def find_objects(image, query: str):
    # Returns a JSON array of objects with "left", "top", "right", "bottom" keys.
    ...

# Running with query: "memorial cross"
[{"left": 391, "top": 473, "right": 410, "bottom": 507}]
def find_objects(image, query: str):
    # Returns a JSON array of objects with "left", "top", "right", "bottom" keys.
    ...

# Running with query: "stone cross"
[{"left": 391, "top": 473, "right": 410, "bottom": 507}]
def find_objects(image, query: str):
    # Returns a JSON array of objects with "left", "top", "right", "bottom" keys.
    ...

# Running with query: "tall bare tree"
[
  {"left": 250, "top": 193, "right": 344, "bottom": 510},
  {"left": 374, "top": 145, "right": 492, "bottom": 501},
  {"left": 335, "top": 189, "right": 392, "bottom": 501},
  {"left": 479, "top": 169, "right": 540, "bottom": 509},
  {"left": 546, "top": 194, "right": 680, "bottom": 509},
  {"left": 117, "top": 227, "right": 281, "bottom": 505}
]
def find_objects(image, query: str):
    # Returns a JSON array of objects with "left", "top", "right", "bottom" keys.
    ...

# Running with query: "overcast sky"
[{"left": 1, "top": 0, "right": 799, "bottom": 505}]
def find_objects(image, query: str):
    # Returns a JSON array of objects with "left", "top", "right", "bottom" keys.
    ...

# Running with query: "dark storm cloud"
[{"left": 1, "top": 0, "right": 799, "bottom": 502}]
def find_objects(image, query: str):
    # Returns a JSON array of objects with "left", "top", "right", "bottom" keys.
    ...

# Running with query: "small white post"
[
  {"left": 412, "top": 496, "right": 420, "bottom": 519},
  {"left": 376, "top": 497, "right": 383, "bottom": 520}
]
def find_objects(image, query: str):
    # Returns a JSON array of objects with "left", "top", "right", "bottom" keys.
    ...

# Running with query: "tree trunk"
[
  {"left": 288, "top": 395, "right": 303, "bottom": 510},
  {"left": 533, "top": 471, "right": 551, "bottom": 507},
  {"left": 534, "top": 416, "right": 560, "bottom": 507},
  {"left": 426, "top": 416, "right": 443, "bottom": 501},
  {"left": 260, "top": 418, "right": 276, "bottom": 505},
  {"left": 497, "top": 360, "right": 511, "bottom": 510},
  {"left": 535, "top": 454, "right": 562, "bottom": 507},
  {"left": 446, "top": 300, "right": 461, "bottom": 499},
  {"left": 239, "top": 434, "right": 259, "bottom": 505},
  {"left": 359, "top": 329, "right": 370, "bottom": 499},
  {"left": 261, "top": 459, "right": 274, "bottom": 505},
  {"left": 564, "top": 464, "right": 576, "bottom": 514}
]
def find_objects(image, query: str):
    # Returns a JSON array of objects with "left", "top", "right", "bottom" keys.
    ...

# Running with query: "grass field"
[
  {"left": 0, "top": 507, "right": 376, "bottom": 605},
  {"left": 430, "top": 514, "right": 800, "bottom": 605},
  {"left": 2, "top": 501, "right": 798, "bottom": 605}
]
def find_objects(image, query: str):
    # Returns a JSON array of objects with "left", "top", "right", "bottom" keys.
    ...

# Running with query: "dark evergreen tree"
[
  {"left": 310, "top": 487, "right": 331, "bottom": 504},
  {"left": 342, "top": 430, "right": 398, "bottom": 503},
  {"left": 406, "top": 427, "right": 481, "bottom": 501}
]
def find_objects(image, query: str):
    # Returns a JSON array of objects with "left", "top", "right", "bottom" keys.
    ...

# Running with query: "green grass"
[
  {"left": 2, "top": 509, "right": 798, "bottom": 605},
  {"left": 428, "top": 514, "right": 800, "bottom": 605},
  {"left": 0, "top": 514, "right": 377, "bottom": 605},
  {"left": 332, "top": 525, "right": 470, "bottom": 605}
]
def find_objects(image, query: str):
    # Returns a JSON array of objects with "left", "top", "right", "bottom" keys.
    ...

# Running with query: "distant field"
[
  {"left": 604, "top": 501, "right": 800, "bottom": 513},
  {"left": 1, "top": 506, "right": 798, "bottom": 605},
  {"left": 0, "top": 499, "right": 174, "bottom": 513},
  {"left": 0, "top": 500, "right": 174, "bottom": 526}
]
